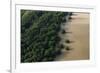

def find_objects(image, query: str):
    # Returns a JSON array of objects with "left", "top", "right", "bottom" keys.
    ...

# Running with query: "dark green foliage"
[
  {"left": 65, "top": 46, "right": 71, "bottom": 51},
  {"left": 21, "top": 10, "right": 71, "bottom": 62},
  {"left": 59, "top": 44, "right": 65, "bottom": 49},
  {"left": 62, "top": 29, "right": 66, "bottom": 34},
  {"left": 65, "top": 39, "right": 72, "bottom": 43}
]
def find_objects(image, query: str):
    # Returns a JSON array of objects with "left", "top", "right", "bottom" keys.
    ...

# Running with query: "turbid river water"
[{"left": 56, "top": 13, "right": 89, "bottom": 61}]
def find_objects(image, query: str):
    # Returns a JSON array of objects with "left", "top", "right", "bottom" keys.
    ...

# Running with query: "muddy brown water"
[{"left": 55, "top": 13, "right": 89, "bottom": 61}]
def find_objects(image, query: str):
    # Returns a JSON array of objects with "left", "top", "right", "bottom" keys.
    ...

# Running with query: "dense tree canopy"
[{"left": 21, "top": 10, "right": 72, "bottom": 62}]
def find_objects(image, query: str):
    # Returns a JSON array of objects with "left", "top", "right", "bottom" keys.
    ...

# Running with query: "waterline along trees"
[{"left": 21, "top": 10, "right": 72, "bottom": 62}]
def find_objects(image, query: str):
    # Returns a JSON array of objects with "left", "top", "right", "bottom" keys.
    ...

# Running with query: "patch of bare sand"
[{"left": 56, "top": 13, "right": 89, "bottom": 61}]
